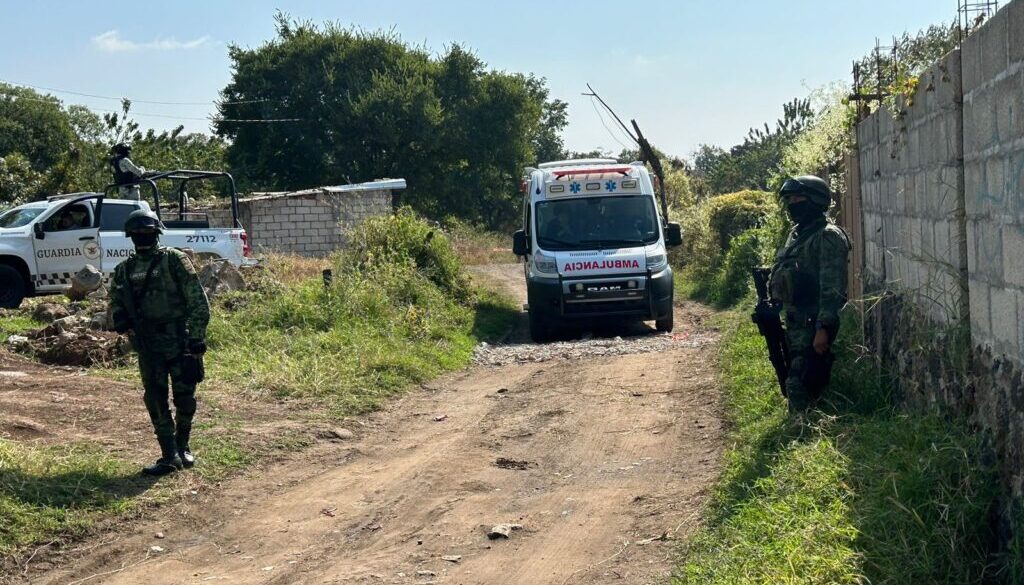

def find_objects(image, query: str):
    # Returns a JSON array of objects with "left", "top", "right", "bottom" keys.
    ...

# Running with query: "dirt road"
[{"left": 27, "top": 264, "right": 723, "bottom": 585}]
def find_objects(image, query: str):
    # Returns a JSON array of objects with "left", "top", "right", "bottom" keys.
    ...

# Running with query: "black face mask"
[
  {"left": 130, "top": 232, "right": 159, "bottom": 249},
  {"left": 786, "top": 201, "right": 822, "bottom": 225}
]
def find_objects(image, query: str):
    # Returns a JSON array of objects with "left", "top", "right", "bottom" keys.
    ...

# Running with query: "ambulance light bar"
[{"left": 552, "top": 167, "right": 631, "bottom": 178}]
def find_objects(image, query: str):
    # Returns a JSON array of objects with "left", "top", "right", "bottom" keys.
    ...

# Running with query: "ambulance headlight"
[
  {"left": 646, "top": 253, "right": 667, "bottom": 271},
  {"left": 534, "top": 251, "right": 558, "bottom": 274}
]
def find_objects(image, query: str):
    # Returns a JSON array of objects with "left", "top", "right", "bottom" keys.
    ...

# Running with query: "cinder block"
[
  {"left": 969, "top": 278, "right": 993, "bottom": 345},
  {"left": 1003, "top": 224, "right": 1024, "bottom": 287},
  {"left": 935, "top": 50, "right": 963, "bottom": 108},
  {"left": 964, "top": 86, "right": 998, "bottom": 154},
  {"left": 981, "top": 8, "right": 1010, "bottom": 85},
  {"left": 941, "top": 219, "right": 958, "bottom": 265},
  {"left": 986, "top": 155, "right": 1010, "bottom": 215},
  {"left": 964, "top": 160, "right": 986, "bottom": 217},
  {"left": 990, "top": 285, "right": 1019, "bottom": 354},
  {"left": 975, "top": 220, "right": 1003, "bottom": 283},
  {"left": 1010, "top": 0, "right": 1024, "bottom": 65},
  {"left": 995, "top": 69, "right": 1024, "bottom": 143}
]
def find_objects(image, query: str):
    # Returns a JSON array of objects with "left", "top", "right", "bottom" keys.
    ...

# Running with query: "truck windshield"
[
  {"left": 535, "top": 195, "right": 659, "bottom": 250},
  {"left": 0, "top": 207, "right": 45, "bottom": 228}
]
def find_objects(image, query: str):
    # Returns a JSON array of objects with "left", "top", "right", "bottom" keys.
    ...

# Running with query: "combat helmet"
[
  {"left": 779, "top": 175, "right": 832, "bottom": 209},
  {"left": 123, "top": 209, "right": 165, "bottom": 235}
]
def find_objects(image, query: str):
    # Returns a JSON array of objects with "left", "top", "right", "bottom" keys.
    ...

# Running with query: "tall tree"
[{"left": 215, "top": 14, "right": 564, "bottom": 227}]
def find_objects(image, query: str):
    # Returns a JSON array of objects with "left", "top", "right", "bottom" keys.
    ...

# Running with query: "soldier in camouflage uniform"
[
  {"left": 769, "top": 176, "right": 851, "bottom": 412},
  {"left": 110, "top": 210, "right": 210, "bottom": 476}
]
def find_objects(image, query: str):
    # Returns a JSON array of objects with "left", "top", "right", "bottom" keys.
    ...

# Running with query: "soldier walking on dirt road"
[
  {"left": 110, "top": 210, "right": 210, "bottom": 476},
  {"left": 769, "top": 176, "right": 850, "bottom": 412}
]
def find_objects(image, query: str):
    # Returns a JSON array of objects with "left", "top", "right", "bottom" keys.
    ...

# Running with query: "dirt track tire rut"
[{"left": 25, "top": 264, "right": 724, "bottom": 585}]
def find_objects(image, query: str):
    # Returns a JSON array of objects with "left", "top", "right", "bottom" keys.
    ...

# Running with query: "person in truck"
[
  {"left": 109, "top": 142, "right": 149, "bottom": 200},
  {"left": 110, "top": 210, "right": 210, "bottom": 476}
]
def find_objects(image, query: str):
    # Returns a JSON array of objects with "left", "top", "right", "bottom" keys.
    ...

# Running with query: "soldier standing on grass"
[
  {"left": 769, "top": 176, "right": 851, "bottom": 412},
  {"left": 110, "top": 210, "right": 210, "bottom": 476}
]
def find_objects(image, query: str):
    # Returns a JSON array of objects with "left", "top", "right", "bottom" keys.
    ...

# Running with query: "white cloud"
[{"left": 92, "top": 30, "right": 210, "bottom": 53}]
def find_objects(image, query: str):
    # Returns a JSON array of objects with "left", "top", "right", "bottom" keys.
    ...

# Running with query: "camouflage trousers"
[
  {"left": 134, "top": 330, "right": 196, "bottom": 440},
  {"left": 784, "top": 323, "right": 839, "bottom": 412}
]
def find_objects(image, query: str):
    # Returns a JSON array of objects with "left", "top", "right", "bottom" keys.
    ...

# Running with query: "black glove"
[
  {"left": 187, "top": 337, "right": 207, "bottom": 355},
  {"left": 112, "top": 311, "right": 131, "bottom": 334}
]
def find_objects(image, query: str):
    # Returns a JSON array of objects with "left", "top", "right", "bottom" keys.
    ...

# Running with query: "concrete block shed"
[{"left": 203, "top": 179, "right": 405, "bottom": 257}]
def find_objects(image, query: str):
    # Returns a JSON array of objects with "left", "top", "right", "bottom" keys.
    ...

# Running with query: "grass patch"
[
  {"left": 445, "top": 218, "right": 517, "bottom": 265},
  {"left": 674, "top": 310, "right": 1014, "bottom": 584},
  {"left": 205, "top": 210, "right": 516, "bottom": 412},
  {"left": 0, "top": 314, "right": 39, "bottom": 343},
  {"left": 0, "top": 441, "right": 152, "bottom": 557}
]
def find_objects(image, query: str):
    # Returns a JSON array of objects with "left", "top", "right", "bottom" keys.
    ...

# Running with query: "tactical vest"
[
  {"left": 769, "top": 219, "right": 849, "bottom": 311},
  {"left": 111, "top": 156, "right": 138, "bottom": 185},
  {"left": 124, "top": 249, "right": 188, "bottom": 325}
]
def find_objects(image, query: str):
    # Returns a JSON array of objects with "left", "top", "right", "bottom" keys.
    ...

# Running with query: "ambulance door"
[{"left": 31, "top": 195, "right": 104, "bottom": 290}]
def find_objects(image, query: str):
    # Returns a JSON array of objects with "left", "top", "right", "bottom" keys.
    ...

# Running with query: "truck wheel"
[
  {"left": 0, "top": 265, "right": 27, "bottom": 309},
  {"left": 529, "top": 311, "right": 556, "bottom": 343},
  {"left": 655, "top": 312, "right": 674, "bottom": 333}
]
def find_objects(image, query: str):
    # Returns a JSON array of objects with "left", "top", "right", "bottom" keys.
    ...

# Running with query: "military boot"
[
  {"left": 142, "top": 435, "right": 183, "bottom": 476},
  {"left": 176, "top": 426, "right": 195, "bottom": 469}
]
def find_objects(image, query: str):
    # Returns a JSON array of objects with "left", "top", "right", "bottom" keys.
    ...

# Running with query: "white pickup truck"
[{"left": 0, "top": 192, "right": 253, "bottom": 308}]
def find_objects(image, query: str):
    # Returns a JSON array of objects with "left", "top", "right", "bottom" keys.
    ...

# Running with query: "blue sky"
[{"left": 0, "top": 1, "right": 956, "bottom": 158}]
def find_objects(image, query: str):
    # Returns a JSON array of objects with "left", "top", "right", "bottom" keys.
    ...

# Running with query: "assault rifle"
[{"left": 751, "top": 267, "right": 789, "bottom": 396}]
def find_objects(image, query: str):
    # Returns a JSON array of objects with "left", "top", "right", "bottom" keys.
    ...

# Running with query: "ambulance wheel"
[
  {"left": 0, "top": 265, "right": 27, "bottom": 309},
  {"left": 655, "top": 313, "right": 674, "bottom": 333},
  {"left": 529, "top": 310, "right": 556, "bottom": 343}
]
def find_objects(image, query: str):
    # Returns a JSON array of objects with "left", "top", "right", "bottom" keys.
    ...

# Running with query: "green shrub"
[
  {"left": 342, "top": 207, "right": 473, "bottom": 302},
  {"left": 706, "top": 190, "right": 775, "bottom": 250},
  {"left": 674, "top": 189, "right": 788, "bottom": 308},
  {"left": 205, "top": 209, "right": 516, "bottom": 407}
]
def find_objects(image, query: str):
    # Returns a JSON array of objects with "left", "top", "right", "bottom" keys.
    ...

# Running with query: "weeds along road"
[{"left": 30, "top": 264, "right": 724, "bottom": 585}]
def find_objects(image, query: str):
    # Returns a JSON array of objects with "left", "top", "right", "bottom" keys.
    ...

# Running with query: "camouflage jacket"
[
  {"left": 769, "top": 216, "right": 851, "bottom": 331},
  {"left": 110, "top": 246, "right": 210, "bottom": 339}
]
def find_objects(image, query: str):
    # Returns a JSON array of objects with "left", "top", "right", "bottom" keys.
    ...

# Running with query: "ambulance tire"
[
  {"left": 0, "top": 264, "right": 27, "bottom": 309},
  {"left": 529, "top": 310, "right": 557, "bottom": 343},
  {"left": 655, "top": 312, "right": 674, "bottom": 333}
]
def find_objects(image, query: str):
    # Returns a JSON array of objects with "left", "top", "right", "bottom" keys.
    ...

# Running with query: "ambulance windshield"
[{"left": 535, "top": 195, "right": 659, "bottom": 251}]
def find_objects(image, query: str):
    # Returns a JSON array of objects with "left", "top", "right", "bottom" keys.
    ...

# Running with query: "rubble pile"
[
  {"left": 5, "top": 256, "right": 252, "bottom": 367},
  {"left": 7, "top": 313, "right": 131, "bottom": 367},
  {"left": 199, "top": 259, "right": 246, "bottom": 298}
]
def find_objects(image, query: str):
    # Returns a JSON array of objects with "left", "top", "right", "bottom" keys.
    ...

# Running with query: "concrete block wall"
[
  {"left": 855, "top": 0, "right": 1024, "bottom": 505},
  {"left": 857, "top": 49, "right": 967, "bottom": 325},
  {"left": 197, "top": 186, "right": 395, "bottom": 257},
  {"left": 960, "top": 0, "right": 1024, "bottom": 500}
]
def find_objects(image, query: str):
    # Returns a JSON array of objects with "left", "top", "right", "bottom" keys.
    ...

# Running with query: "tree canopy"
[{"left": 215, "top": 14, "right": 566, "bottom": 227}]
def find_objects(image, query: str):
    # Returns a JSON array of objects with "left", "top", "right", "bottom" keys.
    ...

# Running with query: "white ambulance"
[
  {"left": 512, "top": 159, "right": 682, "bottom": 342},
  {"left": 0, "top": 170, "right": 253, "bottom": 308}
]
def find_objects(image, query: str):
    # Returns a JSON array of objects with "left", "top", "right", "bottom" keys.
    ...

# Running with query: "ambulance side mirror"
[
  {"left": 665, "top": 223, "right": 682, "bottom": 247},
  {"left": 33, "top": 222, "right": 45, "bottom": 240},
  {"left": 512, "top": 230, "right": 530, "bottom": 257}
]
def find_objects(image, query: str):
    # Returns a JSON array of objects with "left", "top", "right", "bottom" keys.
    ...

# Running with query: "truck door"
[
  {"left": 98, "top": 201, "right": 144, "bottom": 274},
  {"left": 31, "top": 195, "right": 103, "bottom": 289}
]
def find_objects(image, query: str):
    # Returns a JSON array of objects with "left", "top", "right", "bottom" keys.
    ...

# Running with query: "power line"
[
  {"left": 0, "top": 79, "right": 270, "bottom": 106},
  {"left": 583, "top": 84, "right": 638, "bottom": 145},
  {"left": 1, "top": 88, "right": 301, "bottom": 123},
  {"left": 589, "top": 96, "right": 631, "bottom": 151}
]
